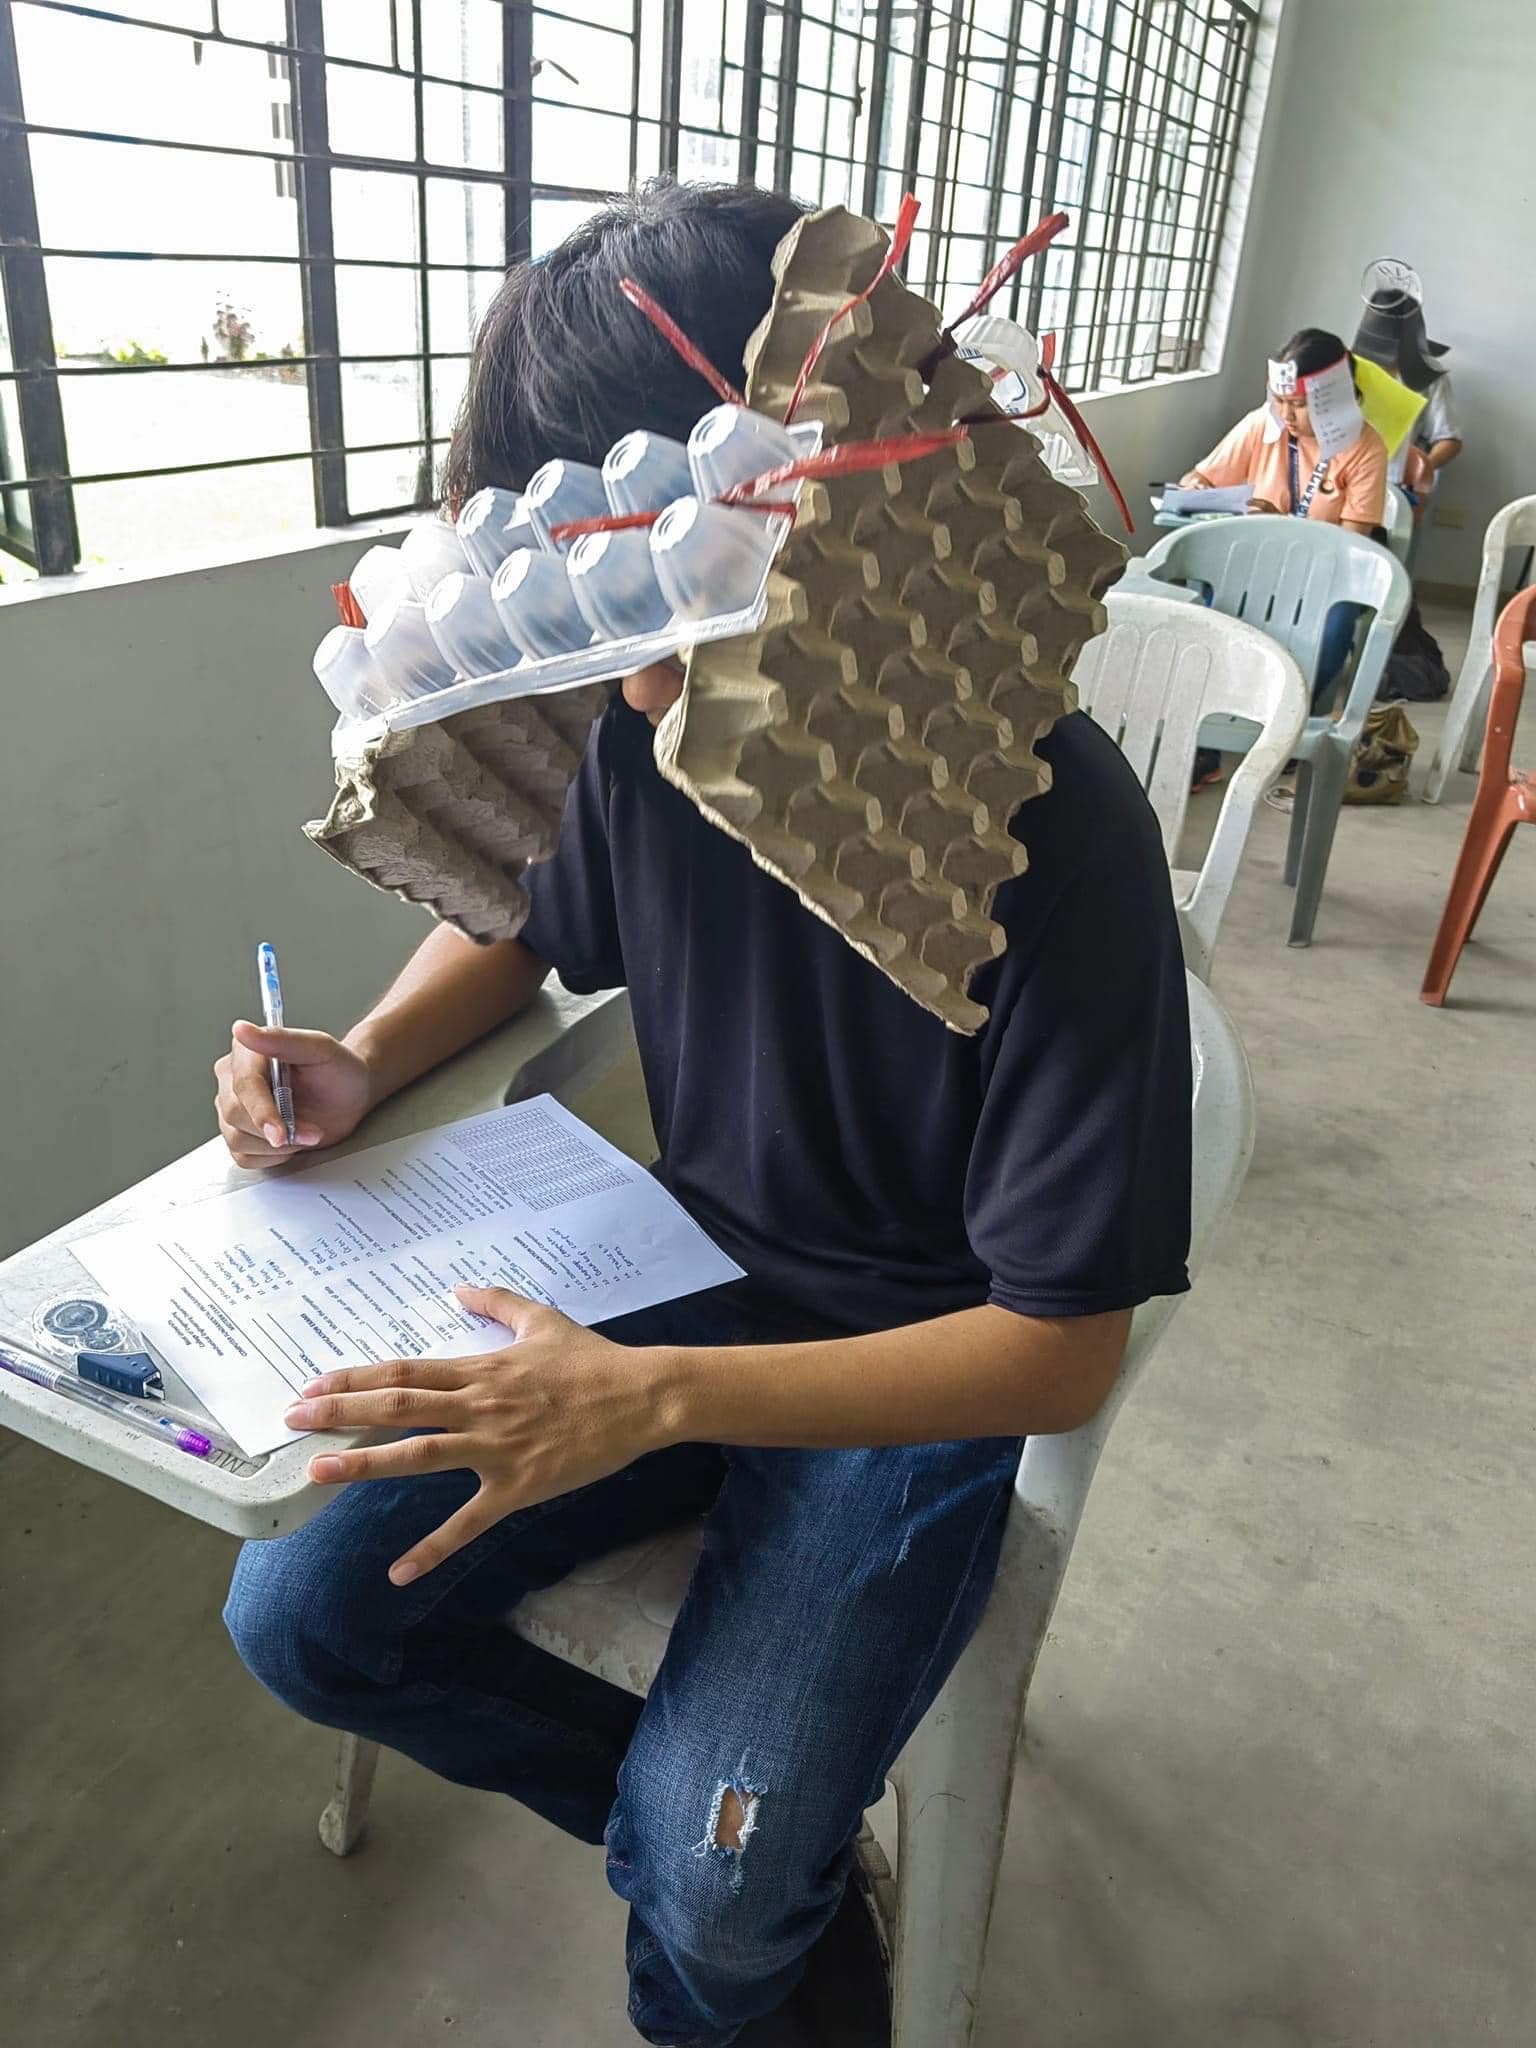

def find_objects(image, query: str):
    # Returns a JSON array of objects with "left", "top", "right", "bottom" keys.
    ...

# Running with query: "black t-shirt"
[{"left": 520, "top": 698, "right": 1192, "bottom": 1340}]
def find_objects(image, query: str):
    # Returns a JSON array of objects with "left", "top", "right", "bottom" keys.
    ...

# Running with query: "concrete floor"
[{"left": 4, "top": 607, "right": 1534, "bottom": 2047}]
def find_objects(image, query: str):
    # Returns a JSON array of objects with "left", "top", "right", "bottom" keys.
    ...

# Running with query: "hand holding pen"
[{"left": 214, "top": 960, "right": 375, "bottom": 1170}]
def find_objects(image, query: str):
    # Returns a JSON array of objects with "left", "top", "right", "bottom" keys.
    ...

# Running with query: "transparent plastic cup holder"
[
  {"left": 568, "top": 529, "right": 673, "bottom": 640},
  {"left": 426, "top": 571, "right": 522, "bottom": 679},
  {"left": 349, "top": 543, "right": 409, "bottom": 625},
  {"left": 363, "top": 593, "right": 456, "bottom": 699},
  {"left": 651, "top": 497, "right": 786, "bottom": 622},
  {"left": 314, "top": 625, "right": 392, "bottom": 720},
  {"left": 603, "top": 430, "right": 695, "bottom": 519},
  {"left": 687, "top": 403, "right": 815, "bottom": 504},
  {"left": 457, "top": 487, "right": 529, "bottom": 579},
  {"left": 397, "top": 516, "right": 471, "bottom": 597},
  {"left": 491, "top": 549, "right": 594, "bottom": 660},
  {"left": 524, "top": 459, "right": 611, "bottom": 554}
]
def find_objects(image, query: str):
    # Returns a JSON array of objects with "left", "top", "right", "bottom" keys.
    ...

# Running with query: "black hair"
[
  {"left": 441, "top": 180, "right": 805, "bottom": 512},
  {"left": 1277, "top": 328, "right": 1352, "bottom": 380},
  {"left": 1352, "top": 290, "right": 1447, "bottom": 392}
]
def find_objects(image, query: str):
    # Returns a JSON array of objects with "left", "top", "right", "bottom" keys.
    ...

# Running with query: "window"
[{"left": 0, "top": 0, "right": 1258, "bottom": 578}]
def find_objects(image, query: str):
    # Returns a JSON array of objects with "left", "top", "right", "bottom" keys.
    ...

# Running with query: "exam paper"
[
  {"left": 1157, "top": 483, "right": 1253, "bottom": 516},
  {"left": 74, "top": 1098, "right": 744, "bottom": 1458}
]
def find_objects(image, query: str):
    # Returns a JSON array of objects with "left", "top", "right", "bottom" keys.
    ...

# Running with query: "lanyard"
[{"left": 1287, "top": 435, "right": 1329, "bottom": 518}]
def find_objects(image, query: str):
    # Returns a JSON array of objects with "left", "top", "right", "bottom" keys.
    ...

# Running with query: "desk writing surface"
[{"left": 0, "top": 986, "right": 633, "bottom": 1538}]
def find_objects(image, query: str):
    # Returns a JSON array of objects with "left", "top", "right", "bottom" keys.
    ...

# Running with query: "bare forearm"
[
  {"left": 650, "top": 1303, "right": 1132, "bottom": 1449},
  {"left": 345, "top": 925, "right": 550, "bottom": 1105},
  {"left": 1425, "top": 437, "right": 1462, "bottom": 474}
]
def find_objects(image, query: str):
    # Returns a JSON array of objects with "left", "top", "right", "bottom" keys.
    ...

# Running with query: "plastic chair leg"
[
  {"left": 319, "top": 1733, "right": 382, "bottom": 1856},
  {"left": 889, "top": 1694, "right": 1020, "bottom": 2048},
  {"left": 1287, "top": 746, "right": 1348, "bottom": 946},
  {"left": 1421, "top": 810, "right": 1517, "bottom": 1005},
  {"left": 1425, "top": 662, "right": 1490, "bottom": 802},
  {"left": 1282, "top": 759, "right": 1313, "bottom": 888},
  {"left": 1460, "top": 672, "right": 1493, "bottom": 772}
]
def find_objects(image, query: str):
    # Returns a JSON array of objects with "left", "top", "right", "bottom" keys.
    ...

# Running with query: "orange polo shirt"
[{"left": 1195, "top": 407, "right": 1388, "bottom": 526}]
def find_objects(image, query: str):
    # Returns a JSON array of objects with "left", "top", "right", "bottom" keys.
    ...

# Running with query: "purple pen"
[{"left": 0, "top": 1349, "right": 224, "bottom": 1458}]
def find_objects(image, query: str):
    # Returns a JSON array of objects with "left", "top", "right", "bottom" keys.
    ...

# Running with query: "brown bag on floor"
[{"left": 1344, "top": 701, "right": 1419, "bottom": 804}]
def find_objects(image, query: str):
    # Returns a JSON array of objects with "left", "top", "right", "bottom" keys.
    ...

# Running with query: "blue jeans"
[
  {"left": 1314, "top": 600, "right": 1365, "bottom": 712},
  {"left": 224, "top": 1288, "right": 1020, "bottom": 2047}
]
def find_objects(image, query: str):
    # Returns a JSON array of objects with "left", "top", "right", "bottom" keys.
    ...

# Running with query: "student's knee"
[
  {"left": 223, "top": 1527, "right": 387, "bottom": 1724},
  {"left": 608, "top": 1761, "right": 825, "bottom": 1987}
]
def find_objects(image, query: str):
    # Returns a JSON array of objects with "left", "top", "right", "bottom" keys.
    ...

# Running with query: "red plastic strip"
[
  {"left": 548, "top": 507, "right": 663, "bottom": 543},
  {"left": 1040, "top": 368, "right": 1133, "bottom": 534},
  {"left": 921, "top": 213, "right": 1072, "bottom": 381},
  {"left": 548, "top": 502, "right": 791, "bottom": 544},
  {"left": 619, "top": 278, "right": 744, "bottom": 406},
  {"left": 783, "top": 192, "right": 921, "bottom": 424},
  {"left": 719, "top": 425, "right": 970, "bottom": 502},
  {"left": 943, "top": 212, "right": 1071, "bottom": 344},
  {"left": 332, "top": 581, "right": 366, "bottom": 627}
]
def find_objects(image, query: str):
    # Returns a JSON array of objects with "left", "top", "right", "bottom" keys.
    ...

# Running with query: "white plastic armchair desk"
[
  {"left": 319, "top": 976, "right": 1255, "bottom": 2048},
  {"left": 1143, "top": 515, "right": 1411, "bottom": 946},
  {"left": 0, "top": 983, "right": 634, "bottom": 1539},
  {"left": 1073, "top": 592, "right": 1308, "bottom": 980},
  {"left": 1424, "top": 493, "right": 1536, "bottom": 802}
]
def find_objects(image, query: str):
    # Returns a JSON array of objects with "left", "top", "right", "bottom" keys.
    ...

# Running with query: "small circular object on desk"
[
  {"left": 42, "top": 1295, "right": 110, "bottom": 1337},
  {"left": 35, "top": 1296, "right": 139, "bottom": 1358}
]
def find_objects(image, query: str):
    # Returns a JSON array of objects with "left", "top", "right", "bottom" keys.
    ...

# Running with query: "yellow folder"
[{"left": 1353, "top": 355, "right": 1427, "bottom": 457}]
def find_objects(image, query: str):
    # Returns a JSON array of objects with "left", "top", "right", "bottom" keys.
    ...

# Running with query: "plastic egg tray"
[{"left": 311, "top": 406, "right": 826, "bottom": 741}]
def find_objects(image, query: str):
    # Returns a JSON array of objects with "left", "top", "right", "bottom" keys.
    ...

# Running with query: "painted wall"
[
  {"left": 0, "top": 537, "right": 424, "bottom": 1256},
  {"left": 1219, "top": 0, "right": 1536, "bottom": 587}
]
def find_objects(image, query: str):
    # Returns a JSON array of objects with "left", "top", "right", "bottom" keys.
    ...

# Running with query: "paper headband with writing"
[
  {"left": 1267, "top": 353, "right": 1357, "bottom": 398},
  {"left": 1265, "top": 354, "right": 1362, "bottom": 461}
]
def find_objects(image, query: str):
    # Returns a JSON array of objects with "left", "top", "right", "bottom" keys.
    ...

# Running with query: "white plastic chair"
[
  {"left": 316, "top": 979, "right": 1255, "bottom": 2048},
  {"left": 1143, "top": 515, "right": 1411, "bottom": 945},
  {"left": 1383, "top": 483, "right": 1414, "bottom": 564},
  {"left": 1424, "top": 493, "right": 1536, "bottom": 802},
  {"left": 1073, "top": 592, "right": 1308, "bottom": 979},
  {"left": 1114, "top": 559, "right": 1204, "bottom": 603}
]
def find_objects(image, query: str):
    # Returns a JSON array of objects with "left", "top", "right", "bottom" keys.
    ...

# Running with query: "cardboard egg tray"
[
  {"left": 304, "top": 685, "right": 613, "bottom": 941},
  {"left": 652, "top": 205, "right": 1126, "bottom": 1031}
]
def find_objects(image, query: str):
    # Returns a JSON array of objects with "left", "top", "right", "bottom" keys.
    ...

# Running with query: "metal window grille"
[{"left": 0, "top": 0, "right": 1256, "bottom": 577}]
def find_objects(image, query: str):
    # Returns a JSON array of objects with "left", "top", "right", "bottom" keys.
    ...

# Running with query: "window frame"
[{"left": 0, "top": 0, "right": 1258, "bottom": 578}]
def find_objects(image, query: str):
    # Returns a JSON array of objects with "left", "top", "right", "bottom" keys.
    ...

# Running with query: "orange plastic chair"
[{"left": 1421, "top": 585, "right": 1536, "bottom": 1004}]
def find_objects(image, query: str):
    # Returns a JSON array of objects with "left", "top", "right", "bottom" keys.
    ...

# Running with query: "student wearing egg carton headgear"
[{"left": 216, "top": 179, "right": 1189, "bottom": 2048}]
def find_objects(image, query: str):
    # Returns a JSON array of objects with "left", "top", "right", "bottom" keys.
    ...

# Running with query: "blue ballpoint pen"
[{"left": 257, "top": 941, "right": 299, "bottom": 1148}]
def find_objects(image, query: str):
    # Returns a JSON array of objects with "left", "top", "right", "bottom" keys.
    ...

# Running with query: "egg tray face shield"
[{"left": 306, "top": 203, "right": 1126, "bottom": 1034}]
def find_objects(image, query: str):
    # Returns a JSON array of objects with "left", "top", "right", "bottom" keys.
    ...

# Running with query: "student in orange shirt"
[
  {"left": 1181, "top": 328, "right": 1388, "bottom": 705},
  {"left": 1182, "top": 328, "right": 1388, "bottom": 532}
]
